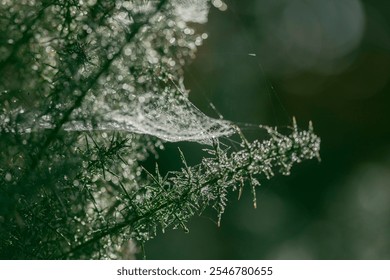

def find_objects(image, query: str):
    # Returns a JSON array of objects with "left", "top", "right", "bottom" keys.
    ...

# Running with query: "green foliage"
[{"left": 0, "top": 0, "right": 320, "bottom": 259}]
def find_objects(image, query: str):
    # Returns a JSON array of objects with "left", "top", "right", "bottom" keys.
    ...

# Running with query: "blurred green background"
[{"left": 145, "top": 0, "right": 390, "bottom": 259}]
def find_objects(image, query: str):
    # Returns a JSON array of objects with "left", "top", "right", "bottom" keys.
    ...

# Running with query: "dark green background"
[{"left": 145, "top": 0, "right": 390, "bottom": 259}]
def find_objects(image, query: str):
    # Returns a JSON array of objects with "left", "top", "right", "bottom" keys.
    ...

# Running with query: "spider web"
[
  {"left": 62, "top": 91, "right": 234, "bottom": 143},
  {"left": 27, "top": 0, "right": 235, "bottom": 144}
]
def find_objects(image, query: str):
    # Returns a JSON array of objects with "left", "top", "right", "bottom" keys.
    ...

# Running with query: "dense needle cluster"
[{"left": 0, "top": 0, "right": 320, "bottom": 259}]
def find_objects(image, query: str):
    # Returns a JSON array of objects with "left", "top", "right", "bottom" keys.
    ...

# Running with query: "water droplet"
[{"left": 5, "top": 173, "right": 12, "bottom": 181}]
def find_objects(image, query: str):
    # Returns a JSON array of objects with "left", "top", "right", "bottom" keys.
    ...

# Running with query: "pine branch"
[{"left": 61, "top": 123, "right": 320, "bottom": 259}]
